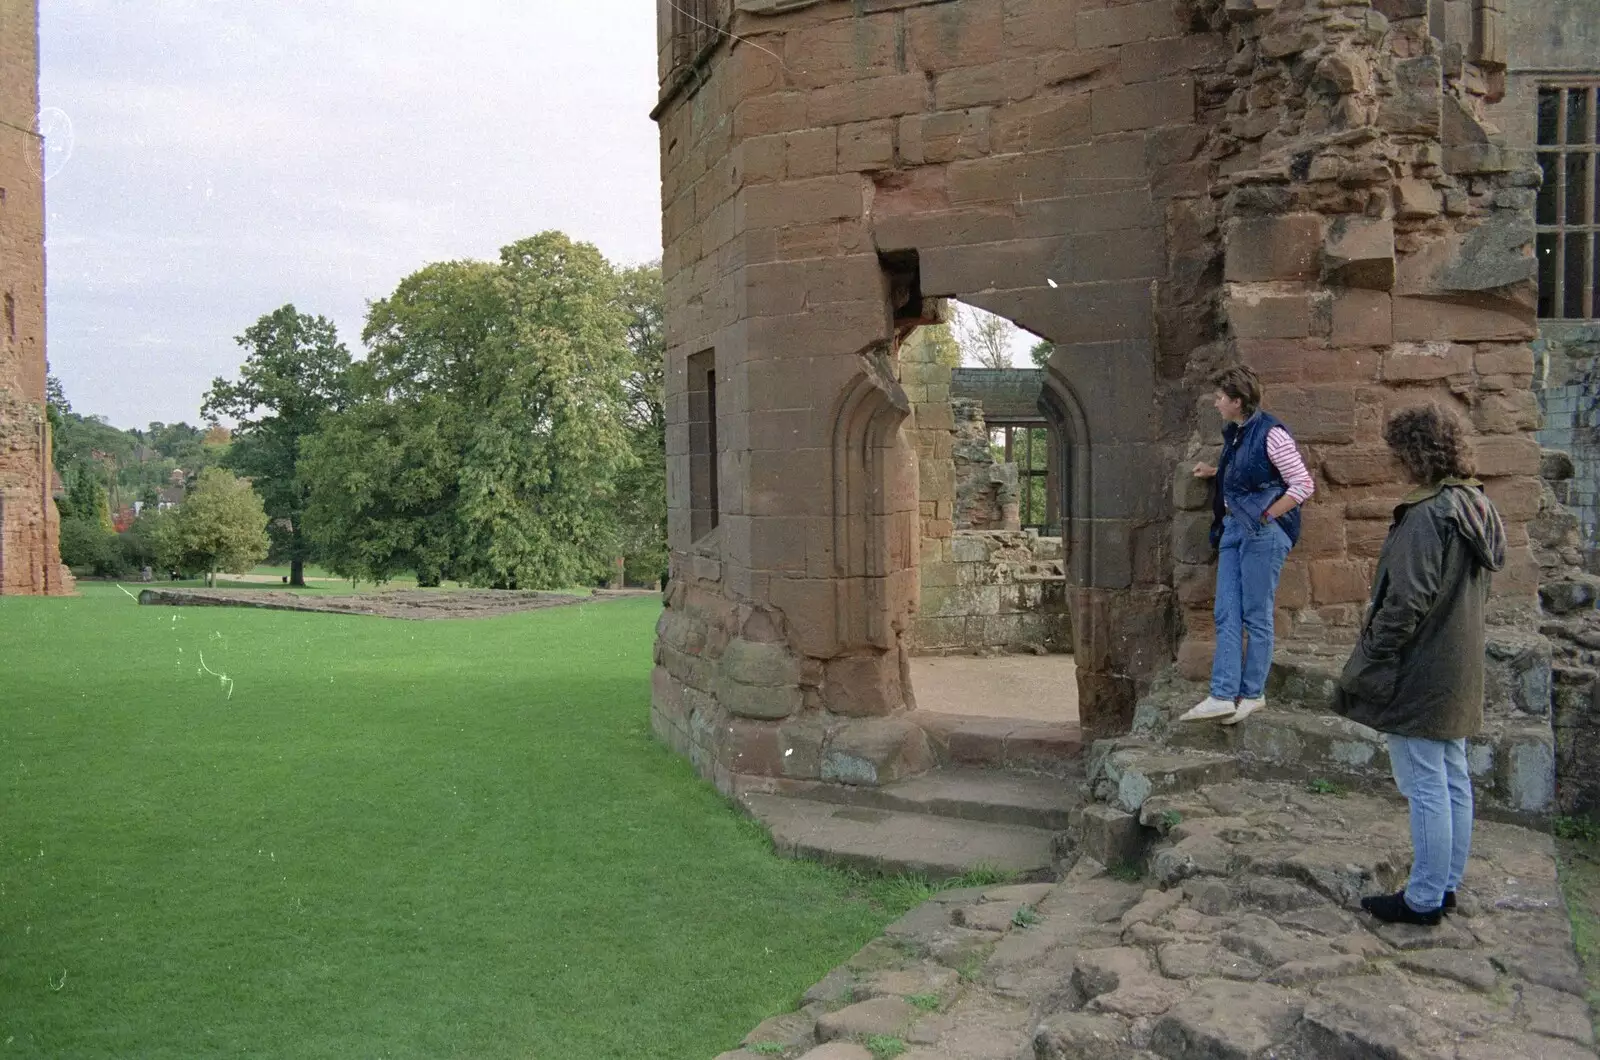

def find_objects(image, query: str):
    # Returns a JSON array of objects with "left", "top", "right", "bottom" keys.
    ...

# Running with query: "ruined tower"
[
  {"left": 0, "top": 0, "right": 69, "bottom": 595},
  {"left": 650, "top": 0, "right": 1548, "bottom": 796}
]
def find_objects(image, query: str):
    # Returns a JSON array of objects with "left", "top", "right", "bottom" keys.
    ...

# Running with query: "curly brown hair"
[
  {"left": 1384, "top": 403, "right": 1475, "bottom": 484},
  {"left": 1211, "top": 365, "right": 1262, "bottom": 416}
]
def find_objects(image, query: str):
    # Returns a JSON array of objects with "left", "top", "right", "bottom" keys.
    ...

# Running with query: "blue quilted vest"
[{"left": 1209, "top": 410, "right": 1303, "bottom": 549}]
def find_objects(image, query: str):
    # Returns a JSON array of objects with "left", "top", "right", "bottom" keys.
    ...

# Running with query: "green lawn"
[{"left": 0, "top": 586, "right": 896, "bottom": 1058}]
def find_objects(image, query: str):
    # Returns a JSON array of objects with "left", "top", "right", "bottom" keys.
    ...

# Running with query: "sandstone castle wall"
[
  {"left": 0, "top": 0, "right": 69, "bottom": 596},
  {"left": 650, "top": 0, "right": 1548, "bottom": 796}
]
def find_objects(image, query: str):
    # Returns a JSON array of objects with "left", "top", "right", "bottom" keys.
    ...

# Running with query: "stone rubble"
[{"left": 717, "top": 778, "right": 1594, "bottom": 1060}]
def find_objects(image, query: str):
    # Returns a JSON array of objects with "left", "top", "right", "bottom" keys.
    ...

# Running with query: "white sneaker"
[
  {"left": 1179, "top": 696, "right": 1237, "bottom": 722},
  {"left": 1223, "top": 698, "right": 1265, "bottom": 726}
]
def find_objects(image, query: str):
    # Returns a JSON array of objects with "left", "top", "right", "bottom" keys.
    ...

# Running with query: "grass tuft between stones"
[{"left": 864, "top": 1035, "right": 906, "bottom": 1059}]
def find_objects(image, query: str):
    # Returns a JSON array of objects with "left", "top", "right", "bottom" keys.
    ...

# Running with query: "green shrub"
[{"left": 58, "top": 515, "right": 127, "bottom": 577}]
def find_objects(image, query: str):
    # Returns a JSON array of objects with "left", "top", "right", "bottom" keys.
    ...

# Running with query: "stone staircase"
[
  {"left": 735, "top": 711, "right": 1084, "bottom": 881},
  {"left": 1072, "top": 645, "right": 1560, "bottom": 870}
]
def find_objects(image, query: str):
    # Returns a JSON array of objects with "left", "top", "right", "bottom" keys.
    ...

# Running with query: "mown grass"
[
  {"left": 1556, "top": 819, "right": 1600, "bottom": 1041},
  {"left": 0, "top": 585, "right": 898, "bottom": 1058}
]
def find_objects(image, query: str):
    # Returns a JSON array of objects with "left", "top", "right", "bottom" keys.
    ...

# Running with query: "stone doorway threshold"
[{"left": 908, "top": 654, "right": 1082, "bottom": 774}]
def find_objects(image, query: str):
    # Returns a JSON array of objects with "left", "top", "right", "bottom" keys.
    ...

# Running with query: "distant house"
[
  {"left": 112, "top": 507, "right": 137, "bottom": 533},
  {"left": 157, "top": 486, "right": 184, "bottom": 511}
]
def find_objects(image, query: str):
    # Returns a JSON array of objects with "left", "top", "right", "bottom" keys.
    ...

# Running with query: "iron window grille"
[
  {"left": 1537, "top": 84, "right": 1600, "bottom": 320},
  {"left": 993, "top": 424, "right": 1059, "bottom": 536}
]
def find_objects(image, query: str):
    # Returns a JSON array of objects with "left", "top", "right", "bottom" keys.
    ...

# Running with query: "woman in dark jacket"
[{"left": 1335, "top": 404, "right": 1506, "bottom": 926}]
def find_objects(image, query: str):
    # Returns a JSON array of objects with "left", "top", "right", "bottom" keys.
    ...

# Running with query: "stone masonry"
[
  {"left": 717, "top": 779, "right": 1596, "bottom": 1060},
  {"left": 650, "top": 0, "right": 1549, "bottom": 796},
  {"left": 0, "top": 0, "right": 69, "bottom": 596}
]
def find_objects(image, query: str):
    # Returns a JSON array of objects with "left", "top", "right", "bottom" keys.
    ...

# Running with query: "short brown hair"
[
  {"left": 1384, "top": 403, "right": 1476, "bottom": 484},
  {"left": 1211, "top": 365, "right": 1262, "bottom": 416}
]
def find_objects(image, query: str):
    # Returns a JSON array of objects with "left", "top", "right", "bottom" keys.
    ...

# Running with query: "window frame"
[{"left": 1536, "top": 82, "right": 1600, "bottom": 321}]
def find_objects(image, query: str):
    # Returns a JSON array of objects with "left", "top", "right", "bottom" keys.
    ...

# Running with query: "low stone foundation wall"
[{"left": 914, "top": 530, "right": 1072, "bottom": 655}]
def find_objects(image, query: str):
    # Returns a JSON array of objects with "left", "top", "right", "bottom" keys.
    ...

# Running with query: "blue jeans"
[
  {"left": 1210, "top": 514, "right": 1291, "bottom": 700},
  {"left": 1388, "top": 734, "right": 1474, "bottom": 912}
]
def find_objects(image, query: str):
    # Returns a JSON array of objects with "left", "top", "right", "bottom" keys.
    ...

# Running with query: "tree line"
[{"left": 51, "top": 232, "right": 666, "bottom": 590}]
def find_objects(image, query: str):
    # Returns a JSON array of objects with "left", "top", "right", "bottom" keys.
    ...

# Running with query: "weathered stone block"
[
  {"left": 1495, "top": 724, "right": 1556, "bottom": 815},
  {"left": 722, "top": 638, "right": 802, "bottom": 687},
  {"left": 822, "top": 717, "right": 933, "bottom": 786},
  {"left": 1378, "top": 56, "right": 1442, "bottom": 135},
  {"left": 1174, "top": 463, "right": 1212, "bottom": 511},
  {"left": 1394, "top": 178, "right": 1443, "bottom": 219},
  {"left": 837, "top": 119, "right": 894, "bottom": 172},
  {"left": 1331, "top": 290, "right": 1393, "bottom": 346},
  {"left": 1073, "top": 804, "right": 1147, "bottom": 867},
  {"left": 1228, "top": 293, "right": 1313, "bottom": 340},
  {"left": 1310, "top": 559, "right": 1370, "bottom": 605},
  {"left": 1267, "top": 387, "right": 1356, "bottom": 444},
  {"left": 935, "top": 57, "right": 1037, "bottom": 109},
  {"left": 1078, "top": 1, "right": 1184, "bottom": 48},
  {"left": 1091, "top": 79, "right": 1194, "bottom": 135},
  {"left": 1472, "top": 434, "right": 1540, "bottom": 477},
  {"left": 898, "top": 109, "right": 990, "bottom": 165},
  {"left": 1383, "top": 341, "right": 1473, "bottom": 382},
  {"left": 1322, "top": 217, "right": 1396, "bottom": 290},
  {"left": 1485, "top": 632, "right": 1554, "bottom": 714},
  {"left": 1225, "top": 215, "right": 1323, "bottom": 282},
  {"left": 1172, "top": 510, "right": 1216, "bottom": 566},
  {"left": 1393, "top": 298, "right": 1536, "bottom": 343},
  {"left": 1321, "top": 449, "right": 1396, "bottom": 486},
  {"left": 719, "top": 676, "right": 802, "bottom": 720}
]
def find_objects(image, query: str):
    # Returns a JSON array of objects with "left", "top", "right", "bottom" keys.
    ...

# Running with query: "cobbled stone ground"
[{"left": 718, "top": 779, "right": 1596, "bottom": 1060}]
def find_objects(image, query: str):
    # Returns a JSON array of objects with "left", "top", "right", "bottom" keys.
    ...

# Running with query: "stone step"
[
  {"left": 1168, "top": 708, "right": 1557, "bottom": 824},
  {"left": 743, "top": 765, "right": 1083, "bottom": 831},
  {"left": 738, "top": 791, "right": 1060, "bottom": 881},
  {"left": 1168, "top": 709, "right": 1391, "bottom": 790},
  {"left": 1087, "top": 743, "right": 1240, "bottom": 814},
  {"left": 912, "top": 711, "right": 1082, "bottom": 776}
]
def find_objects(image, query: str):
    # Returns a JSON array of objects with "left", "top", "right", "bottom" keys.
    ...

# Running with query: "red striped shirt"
[{"left": 1266, "top": 426, "right": 1315, "bottom": 504}]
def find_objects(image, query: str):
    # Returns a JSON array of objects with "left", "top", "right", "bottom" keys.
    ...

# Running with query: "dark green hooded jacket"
[{"left": 1332, "top": 479, "right": 1507, "bottom": 740}]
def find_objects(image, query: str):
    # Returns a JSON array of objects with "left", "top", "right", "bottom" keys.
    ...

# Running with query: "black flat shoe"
[
  {"left": 1442, "top": 890, "right": 1456, "bottom": 915},
  {"left": 1361, "top": 890, "right": 1443, "bottom": 926}
]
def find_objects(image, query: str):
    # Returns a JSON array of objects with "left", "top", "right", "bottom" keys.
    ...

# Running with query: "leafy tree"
[
  {"left": 1030, "top": 339, "right": 1056, "bottom": 368},
  {"left": 45, "top": 372, "right": 70, "bottom": 436},
  {"left": 168, "top": 468, "right": 270, "bottom": 586},
  {"left": 613, "top": 263, "right": 667, "bottom": 586},
  {"left": 954, "top": 304, "right": 1017, "bottom": 369},
  {"left": 202, "top": 305, "right": 352, "bottom": 587},
  {"left": 58, "top": 464, "right": 114, "bottom": 532},
  {"left": 120, "top": 507, "right": 174, "bottom": 572},
  {"left": 302, "top": 233, "right": 636, "bottom": 589}
]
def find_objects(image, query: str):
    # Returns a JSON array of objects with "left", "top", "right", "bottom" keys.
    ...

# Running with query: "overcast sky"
[{"left": 40, "top": 1, "right": 664, "bottom": 429}]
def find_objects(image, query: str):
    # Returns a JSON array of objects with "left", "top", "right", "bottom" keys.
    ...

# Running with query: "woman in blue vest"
[{"left": 1180, "top": 366, "right": 1315, "bottom": 726}]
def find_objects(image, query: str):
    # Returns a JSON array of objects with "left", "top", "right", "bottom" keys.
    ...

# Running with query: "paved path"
[
  {"left": 717, "top": 778, "right": 1595, "bottom": 1059},
  {"left": 910, "top": 655, "right": 1079, "bottom": 724}
]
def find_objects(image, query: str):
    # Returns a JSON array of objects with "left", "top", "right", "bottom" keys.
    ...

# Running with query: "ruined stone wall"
[
  {"left": 1536, "top": 324, "right": 1600, "bottom": 570},
  {"left": 915, "top": 529, "right": 1071, "bottom": 654},
  {"left": 1169, "top": 0, "right": 1543, "bottom": 681},
  {"left": 0, "top": 0, "right": 68, "bottom": 596},
  {"left": 651, "top": 0, "right": 1547, "bottom": 794},
  {"left": 950, "top": 398, "right": 1019, "bottom": 531}
]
